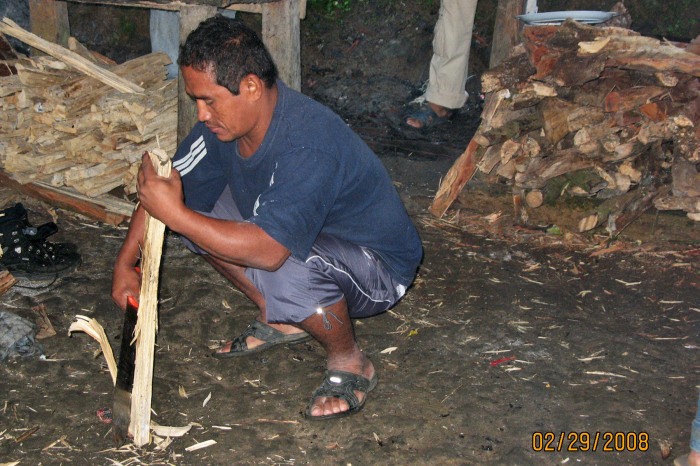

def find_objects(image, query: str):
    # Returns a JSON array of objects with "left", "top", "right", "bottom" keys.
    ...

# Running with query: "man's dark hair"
[{"left": 178, "top": 15, "right": 278, "bottom": 95}]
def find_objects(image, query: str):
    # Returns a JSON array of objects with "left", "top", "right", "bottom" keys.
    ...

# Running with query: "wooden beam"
[
  {"left": 262, "top": 0, "right": 300, "bottom": 90},
  {"left": 176, "top": 4, "right": 217, "bottom": 145},
  {"left": 28, "top": 0, "right": 70, "bottom": 49},
  {"left": 61, "top": 0, "right": 273, "bottom": 9},
  {"left": 227, "top": 0, "right": 307, "bottom": 19}
]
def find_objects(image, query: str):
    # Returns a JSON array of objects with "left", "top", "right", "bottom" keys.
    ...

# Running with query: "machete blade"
[{"left": 112, "top": 295, "right": 139, "bottom": 446}]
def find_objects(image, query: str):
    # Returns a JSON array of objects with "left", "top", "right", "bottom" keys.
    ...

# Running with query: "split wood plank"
[
  {"left": 130, "top": 149, "right": 172, "bottom": 447},
  {"left": 429, "top": 137, "right": 483, "bottom": 218}
]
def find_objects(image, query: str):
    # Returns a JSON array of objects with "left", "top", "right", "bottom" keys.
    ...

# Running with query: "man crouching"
[{"left": 111, "top": 15, "right": 422, "bottom": 420}]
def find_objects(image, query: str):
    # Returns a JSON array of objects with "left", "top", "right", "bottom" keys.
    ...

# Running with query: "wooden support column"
[
  {"left": 176, "top": 4, "right": 217, "bottom": 145},
  {"left": 28, "top": 0, "right": 70, "bottom": 49},
  {"left": 489, "top": 0, "right": 525, "bottom": 68},
  {"left": 262, "top": 0, "right": 301, "bottom": 90}
]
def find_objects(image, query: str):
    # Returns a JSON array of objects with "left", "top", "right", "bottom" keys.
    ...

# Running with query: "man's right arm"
[{"left": 111, "top": 204, "right": 146, "bottom": 311}]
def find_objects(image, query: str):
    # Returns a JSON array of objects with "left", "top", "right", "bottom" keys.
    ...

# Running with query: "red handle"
[
  {"left": 126, "top": 295, "right": 139, "bottom": 309},
  {"left": 126, "top": 266, "right": 141, "bottom": 309}
]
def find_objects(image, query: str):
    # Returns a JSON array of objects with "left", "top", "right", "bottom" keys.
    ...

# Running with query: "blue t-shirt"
[{"left": 172, "top": 81, "right": 422, "bottom": 284}]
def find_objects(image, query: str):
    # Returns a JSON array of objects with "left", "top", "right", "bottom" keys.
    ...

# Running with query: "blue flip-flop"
[{"left": 404, "top": 103, "right": 454, "bottom": 129}]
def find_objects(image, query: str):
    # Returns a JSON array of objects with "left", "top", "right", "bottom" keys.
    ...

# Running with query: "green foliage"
[{"left": 309, "top": 0, "right": 353, "bottom": 14}]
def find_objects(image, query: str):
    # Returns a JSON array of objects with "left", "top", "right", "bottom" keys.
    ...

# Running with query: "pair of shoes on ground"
[
  {"left": 0, "top": 203, "right": 81, "bottom": 285},
  {"left": 404, "top": 102, "right": 456, "bottom": 130},
  {"left": 213, "top": 319, "right": 377, "bottom": 420}
]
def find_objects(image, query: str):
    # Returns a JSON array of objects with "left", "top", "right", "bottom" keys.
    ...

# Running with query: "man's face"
[{"left": 181, "top": 66, "right": 253, "bottom": 142}]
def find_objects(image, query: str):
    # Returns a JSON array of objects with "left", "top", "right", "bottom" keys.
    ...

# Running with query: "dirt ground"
[{"left": 1, "top": 1, "right": 699, "bottom": 465}]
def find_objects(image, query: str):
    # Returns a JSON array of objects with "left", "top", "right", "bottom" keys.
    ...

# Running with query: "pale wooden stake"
[{"left": 129, "top": 149, "right": 172, "bottom": 446}]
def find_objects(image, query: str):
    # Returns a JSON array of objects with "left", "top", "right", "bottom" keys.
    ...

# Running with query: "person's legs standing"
[
  {"left": 425, "top": 0, "right": 477, "bottom": 111},
  {"left": 406, "top": 0, "right": 478, "bottom": 129}
]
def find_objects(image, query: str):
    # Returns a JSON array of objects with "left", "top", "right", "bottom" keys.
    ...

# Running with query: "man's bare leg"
[
  {"left": 298, "top": 298, "right": 375, "bottom": 417},
  {"left": 203, "top": 255, "right": 305, "bottom": 352}
]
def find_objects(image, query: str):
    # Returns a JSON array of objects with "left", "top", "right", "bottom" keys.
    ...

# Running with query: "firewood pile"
[
  {"left": 432, "top": 19, "right": 700, "bottom": 235},
  {"left": 0, "top": 18, "right": 175, "bottom": 202}
]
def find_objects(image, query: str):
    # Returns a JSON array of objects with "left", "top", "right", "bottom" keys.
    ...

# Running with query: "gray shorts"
[{"left": 180, "top": 186, "right": 407, "bottom": 323}]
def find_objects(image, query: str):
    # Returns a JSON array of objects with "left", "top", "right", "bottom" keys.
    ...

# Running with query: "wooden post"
[
  {"left": 489, "top": 0, "right": 525, "bottom": 68},
  {"left": 176, "top": 4, "right": 217, "bottom": 145},
  {"left": 263, "top": 0, "right": 301, "bottom": 91},
  {"left": 28, "top": 0, "right": 70, "bottom": 49}
]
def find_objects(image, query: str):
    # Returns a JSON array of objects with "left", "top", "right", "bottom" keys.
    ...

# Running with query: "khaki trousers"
[{"left": 424, "top": 0, "right": 478, "bottom": 110}]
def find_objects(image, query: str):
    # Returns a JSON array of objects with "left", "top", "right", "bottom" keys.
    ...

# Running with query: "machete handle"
[
  {"left": 126, "top": 295, "right": 139, "bottom": 309},
  {"left": 125, "top": 266, "right": 140, "bottom": 310}
]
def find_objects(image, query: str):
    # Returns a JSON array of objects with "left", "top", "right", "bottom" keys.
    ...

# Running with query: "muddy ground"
[{"left": 1, "top": 0, "right": 699, "bottom": 465}]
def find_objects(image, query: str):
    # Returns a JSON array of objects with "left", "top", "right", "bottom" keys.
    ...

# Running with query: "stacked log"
[
  {"left": 433, "top": 19, "right": 700, "bottom": 234},
  {"left": 0, "top": 20, "right": 175, "bottom": 200}
]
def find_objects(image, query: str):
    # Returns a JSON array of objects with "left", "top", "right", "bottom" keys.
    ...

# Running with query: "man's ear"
[{"left": 242, "top": 74, "right": 263, "bottom": 100}]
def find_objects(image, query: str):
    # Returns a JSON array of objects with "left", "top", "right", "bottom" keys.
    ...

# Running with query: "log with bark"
[{"left": 431, "top": 18, "right": 700, "bottom": 235}]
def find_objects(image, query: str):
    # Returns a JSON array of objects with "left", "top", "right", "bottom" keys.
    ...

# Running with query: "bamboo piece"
[
  {"left": 0, "top": 17, "right": 144, "bottom": 94},
  {"left": 130, "top": 148, "right": 172, "bottom": 447}
]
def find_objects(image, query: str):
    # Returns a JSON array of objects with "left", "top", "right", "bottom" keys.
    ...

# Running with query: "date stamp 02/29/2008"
[{"left": 532, "top": 432, "right": 650, "bottom": 453}]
